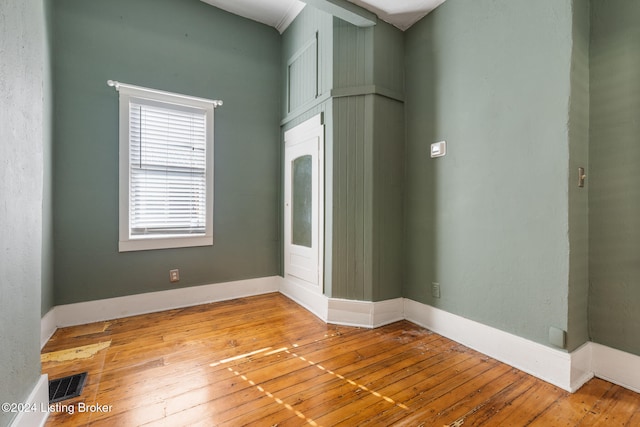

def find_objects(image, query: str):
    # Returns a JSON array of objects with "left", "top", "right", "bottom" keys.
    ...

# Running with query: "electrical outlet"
[
  {"left": 169, "top": 269, "right": 180, "bottom": 283},
  {"left": 432, "top": 282, "right": 441, "bottom": 299}
]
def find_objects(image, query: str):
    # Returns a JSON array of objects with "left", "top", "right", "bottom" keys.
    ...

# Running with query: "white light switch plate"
[{"left": 431, "top": 141, "right": 446, "bottom": 158}]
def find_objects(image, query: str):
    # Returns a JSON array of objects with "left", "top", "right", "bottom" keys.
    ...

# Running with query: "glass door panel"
[{"left": 292, "top": 155, "right": 312, "bottom": 248}]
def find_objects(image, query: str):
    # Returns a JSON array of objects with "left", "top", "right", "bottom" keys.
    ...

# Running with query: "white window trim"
[{"left": 112, "top": 81, "right": 221, "bottom": 252}]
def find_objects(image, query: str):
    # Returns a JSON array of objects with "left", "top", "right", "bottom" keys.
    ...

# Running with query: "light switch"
[{"left": 431, "top": 141, "right": 446, "bottom": 158}]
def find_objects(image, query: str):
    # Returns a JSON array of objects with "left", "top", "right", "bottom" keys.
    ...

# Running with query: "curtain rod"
[{"left": 107, "top": 80, "right": 223, "bottom": 108}]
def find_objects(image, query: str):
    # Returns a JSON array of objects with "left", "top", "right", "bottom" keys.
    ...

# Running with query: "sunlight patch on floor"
[{"left": 207, "top": 342, "right": 410, "bottom": 424}]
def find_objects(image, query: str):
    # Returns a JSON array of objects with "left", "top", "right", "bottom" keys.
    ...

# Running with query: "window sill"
[{"left": 119, "top": 235, "right": 213, "bottom": 252}]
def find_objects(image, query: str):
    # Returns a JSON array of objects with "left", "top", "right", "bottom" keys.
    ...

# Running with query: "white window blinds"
[
  {"left": 111, "top": 80, "right": 220, "bottom": 252},
  {"left": 129, "top": 100, "right": 207, "bottom": 236}
]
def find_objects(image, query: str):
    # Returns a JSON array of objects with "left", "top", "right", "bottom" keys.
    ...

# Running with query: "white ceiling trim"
[
  {"left": 200, "top": 0, "right": 448, "bottom": 33},
  {"left": 348, "top": 0, "right": 447, "bottom": 30},
  {"left": 275, "top": 1, "right": 306, "bottom": 33},
  {"left": 200, "top": 0, "right": 305, "bottom": 34}
]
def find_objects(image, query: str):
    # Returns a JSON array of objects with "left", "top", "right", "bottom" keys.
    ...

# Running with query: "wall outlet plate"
[
  {"left": 169, "top": 269, "right": 180, "bottom": 283},
  {"left": 432, "top": 282, "right": 441, "bottom": 299}
]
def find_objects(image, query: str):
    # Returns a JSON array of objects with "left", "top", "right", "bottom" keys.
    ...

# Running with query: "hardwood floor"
[{"left": 41, "top": 293, "right": 640, "bottom": 426}]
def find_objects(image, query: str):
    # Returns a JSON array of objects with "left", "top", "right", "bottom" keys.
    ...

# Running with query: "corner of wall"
[{"left": 9, "top": 375, "right": 49, "bottom": 427}]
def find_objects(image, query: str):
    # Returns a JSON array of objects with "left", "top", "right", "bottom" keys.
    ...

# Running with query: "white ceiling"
[
  {"left": 200, "top": 0, "right": 447, "bottom": 33},
  {"left": 348, "top": 0, "right": 447, "bottom": 30}
]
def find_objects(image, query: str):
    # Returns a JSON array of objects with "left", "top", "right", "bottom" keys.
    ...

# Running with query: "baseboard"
[
  {"left": 569, "top": 342, "right": 595, "bottom": 392},
  {"left": 371, "top": 298, "right": 406, "bottom": 327},
  {"left": 327, "top": 297, "right": 404, "bottom": 328},
  {"left": 40, "top": 282, "right": 640, "bottom": 396},
  {"left": 10, "top": 374, "right": 49, "bottom": 427},
  {"left": 51, "top": 276, "right": 281, "bottom": 328},
  {"left": 591, "top": 342, "right": 640, "bottom": 393},
  {"left": 279, "top": 277, "right": 328, "bottom": 322},
  {"left": 278, "top": 279, "right": 404, "bottom": 329},
  {"left": 404, "top": 298, "right": 575, "bottom": 391},
  {"left": 40, "top": 308, "right": 57, "bottom": 349}
]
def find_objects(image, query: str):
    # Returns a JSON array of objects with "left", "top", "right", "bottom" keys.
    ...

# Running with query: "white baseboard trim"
[
  {"left": 40, "top": 281, "right": 640, "bottom": 396},
  {"left": 277, "top": 280, "right": 404, "bottom": 328},
  {"left": 404, "top": 299, "right": 575, "bottom": 391},
  {"left": 569, "top": 342, "right": 595, "bottom": 392},
  {"left": 371, "top": 298, "right": 406, "bottom": 327},
  {"left": 50, "top": 276, "right": 281, "bottom": 329},
  {"left": 591, "top": 342, "right": 640, "bottom": 393},
  {"left": 40, "top": 308, "right": 57, "bottom": 349},
  {"left": 10, "top": 374, "right": 49, "bottom": 427},
  {"left": 279, "top": 277, "right": 328, "bottom": 322},
  {"left": 403, "top": 298, "right": 640, "bottom": 394},
  {"left": 327, "top": 297, "right": 404, "bottom": 328}
]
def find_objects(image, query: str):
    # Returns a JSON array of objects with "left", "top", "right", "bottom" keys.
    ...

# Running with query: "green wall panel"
[
  {"left": 287, "top": 36, "right": 319, "bottom": 113},
  {"left": 333, "top": 17, "right": 404, "bottom": 101},
  {"left": 330, "top": 18, "right": 405, "bottom": 301},
  {"left": 332, "top": 95, "right": 370, "bottom": 299},
  {"left": 333, "top": 18, "right": 374, "bottom": 89},
  {"left": 404, "top": 0, "right": 574, "bottom": 348},
  {"left": 282, "top": 6, "right": 333, "bottom": 122},
  {"left": 371, "top": 96, "right": 404, "bottom": 301},
  {"left": 331, "top": 93, "right": 404, "bottom": 301},
  {"left": 567, "top": 0, "right": 590, "bottom": 352},
  {"left": 372, "top": 21, "right": 404, "bottom": 98},
  {"left": 52, "top": 0, "right": 282, "bottom": 305},
  {"left": 589, "top": 0, "right": 640, "bottom": 356}
]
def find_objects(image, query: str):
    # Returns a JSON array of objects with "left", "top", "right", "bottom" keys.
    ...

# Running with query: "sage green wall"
[
  {"left": 370, "top": 96, "right": 404, "bottom": 301},
  {"left": 332, "top": 95, "right": 370, "bottom": 299},
  {"left": 404, "top": 0, "right": 576, "bottom": 348},
  {"left": 589, "top": 0, "right": 640, "bottom": 356},
  {"left": 0, "top": 0, "right": 49, "bottom": 423},
  {"left": 330, "top": 18, "right": 405, "bottom": 301},
  {"left": 331, "top": 93, "right": 404, "bottom": 301},
  {"left": 52, "top": 0, "right": 282, "bottom": 305},
  {"left": 567, "top": 0, "right": 590, "bottom": 352}
]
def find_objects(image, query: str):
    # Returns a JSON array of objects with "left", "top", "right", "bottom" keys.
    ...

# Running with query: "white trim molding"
[
  {"left": 404, "top": 299, "right": 577, "bottom": 391},
  {"left": 327, "top": 297, "right": 404, "bottom": 328},
  {"left": 570, "top": 342, "right": 595, "bottom": 392},
  {"left": 280, "top": 277, "right": 329, "bottom": 322},
  {"left": 591, "top": 342, "right": 640, "bottom": 394},
  {"left": 40, "top": 308, "right": 57, "bottom": 349},
  {"left": 10, "top": 375, "right": 49, "bottom": 427},
  {"left": 279, "top": 279, "right": 404, "bottom": 328},
  {"left": 403, "top": 298, "right": 640, "bottom": 393},
  {"left": 41, "top": 279, "right": 640, "bottom": 396},
  {"left": 283, "top": 114, "right": 325, "bottom": 292},
  {"left": 46, "top": 276, "right": 281, "bottom": 331}
]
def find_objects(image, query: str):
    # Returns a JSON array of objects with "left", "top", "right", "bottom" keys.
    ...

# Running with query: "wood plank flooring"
[{"left": 41, "top": 293, "right": 640, "bottom": 426}]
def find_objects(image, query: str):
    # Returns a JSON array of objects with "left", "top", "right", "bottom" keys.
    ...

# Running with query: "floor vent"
[{"left": 48, "top": 372, "right": 88, "bottom": 403}]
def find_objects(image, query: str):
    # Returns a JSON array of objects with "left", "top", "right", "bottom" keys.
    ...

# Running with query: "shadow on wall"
[{"left": 403, "top": 15, "right": 439, "bottom": 306}]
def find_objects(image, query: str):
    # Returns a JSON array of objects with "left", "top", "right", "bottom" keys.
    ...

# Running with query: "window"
[{"left": 113, "top": 82, "right": 220, "bottom": 251}]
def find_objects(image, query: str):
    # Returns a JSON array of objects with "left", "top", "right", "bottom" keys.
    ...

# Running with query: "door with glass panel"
[{"left": 284, "top": 115, "right": 323, "bottom": 292}]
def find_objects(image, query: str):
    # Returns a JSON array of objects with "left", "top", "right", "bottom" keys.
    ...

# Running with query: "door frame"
[{"left": 283, "top": 114, "right": 324, "bottom": 294}]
